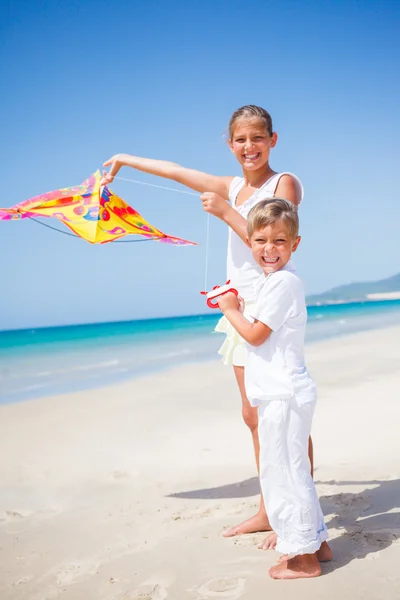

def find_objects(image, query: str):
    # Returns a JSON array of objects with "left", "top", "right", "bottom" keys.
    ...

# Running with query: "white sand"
[{"left": 1, "top": 326, "right": 399, "bottom": 599}]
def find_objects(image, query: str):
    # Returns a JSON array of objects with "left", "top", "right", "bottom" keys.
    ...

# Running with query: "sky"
[{"left": 1, "top": 0, "right": 399, "bottom": 330}]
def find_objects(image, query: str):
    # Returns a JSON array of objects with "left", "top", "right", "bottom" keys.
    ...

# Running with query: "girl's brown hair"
[{"left": 229, "top": 105, "right": 273, "bottom": 138}]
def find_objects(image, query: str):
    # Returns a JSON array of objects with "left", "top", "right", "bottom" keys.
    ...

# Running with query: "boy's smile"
[{"left": 248, "top": 222, "right": 301, "bottom": 275}]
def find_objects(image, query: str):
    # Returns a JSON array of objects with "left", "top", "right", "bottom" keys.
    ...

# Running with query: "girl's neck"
[{"left": 242, "top": 164, "right": 276, "bottom": 188}]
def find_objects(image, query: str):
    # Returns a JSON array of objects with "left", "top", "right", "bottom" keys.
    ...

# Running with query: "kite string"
[
  {"left": 113, "top": 176, "right": 199, "bottom": 197},
  {"left": 114, "top": 175, "right": 210, "bottom": 290},
  {"left": 204, "top": 213, "right": 210, "bottom": 292}
]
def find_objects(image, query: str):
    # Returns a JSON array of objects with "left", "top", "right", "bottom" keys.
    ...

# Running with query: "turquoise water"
[{"left": 1, "top": 299, "right": 400, "bottom": 404}]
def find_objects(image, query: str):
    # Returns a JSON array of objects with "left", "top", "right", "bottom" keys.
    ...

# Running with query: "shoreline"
[
  {"left": 3, "top": 315, "right": 400, "bottom": 407},
  {"left": 2, "top": 323, "right": 400, "bottom": 410},
  {"left": 307, "top": 295, "right": 400, "bottom": 306},
  {"left": 2, "top": 296, "right": 400, "bottom": 335},
  {"left": 1, "top": 325, "right": 400, "bottom": 599}
]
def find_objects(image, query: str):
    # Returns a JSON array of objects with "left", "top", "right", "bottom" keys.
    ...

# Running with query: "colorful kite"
[{"left": 0, "top": 171, "right": 196, "bottom": 246}]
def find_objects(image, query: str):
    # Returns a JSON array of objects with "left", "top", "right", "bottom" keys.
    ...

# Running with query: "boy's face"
[{"left": 247, "top": 222, "right": 301, "bottom": 275}]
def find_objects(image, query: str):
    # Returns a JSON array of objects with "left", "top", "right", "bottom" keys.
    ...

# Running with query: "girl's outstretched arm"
[{"left": 102, "top": 153, "right": 232, "bottom": 199}]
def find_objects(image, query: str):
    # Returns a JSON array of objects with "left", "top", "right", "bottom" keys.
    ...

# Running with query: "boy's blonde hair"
[{"left": 247, "top": 198, "right": 299, "bottom": 239}]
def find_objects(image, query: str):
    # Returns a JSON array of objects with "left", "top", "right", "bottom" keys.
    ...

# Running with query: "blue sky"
[{"left": 1, "top": 0, "right": 399, "bottom": 330}]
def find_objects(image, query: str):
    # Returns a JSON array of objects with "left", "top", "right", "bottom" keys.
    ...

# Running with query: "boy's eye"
[{"left": 276, "top": 238, "right": 286, "bottom": 243}]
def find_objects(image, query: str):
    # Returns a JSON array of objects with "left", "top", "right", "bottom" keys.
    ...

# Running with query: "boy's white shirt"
[{"left": 245, "top": 262, "right": 316, "bottom": 407}]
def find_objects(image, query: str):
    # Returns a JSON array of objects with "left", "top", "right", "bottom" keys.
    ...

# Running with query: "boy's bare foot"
[
  {"left": 223, "top": 511, "right": 272, "bottom": 537},
  {"left": 258, "top": 532, "right": 277, "bottom": 549},
  {"left": 278, "top": 541, "right": 332, "bottom": 563},
  {"left": 316, "top": 542, "right": 333, "bottom": 562},
  {"left": 269, "top": 554, "right": 322, "bottom": 580},
  {"left": 258, "top": 535, "right": 332, "bottom": 563}
]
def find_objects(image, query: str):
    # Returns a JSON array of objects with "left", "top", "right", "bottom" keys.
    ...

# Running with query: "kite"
[{"left": 0, "top": 171, "right": 196, "bottom": 246}]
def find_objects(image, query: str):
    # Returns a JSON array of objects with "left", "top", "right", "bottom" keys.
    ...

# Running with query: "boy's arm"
[
  {"left": 219, "top": 275, "right": 296, "bottom": 346},
  {"left": 217, "top": 294, "right": 272, "bottom": 346},
  {"left": 102, "top": 153, "right": 232, "bottom": 198},
  {"left": 224, "top": 310, "right": 271, "bottom": 347}
]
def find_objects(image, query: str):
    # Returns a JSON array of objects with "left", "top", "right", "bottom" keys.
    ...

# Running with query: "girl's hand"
[
  {"left": 101, "top": 170, "right": 115, "bottom": 186},
  {"left": 217, "top": 292, "right": 240, "bottom": 313},
  {"left": 200, "top": 192, "right": 228, "bottom": 219},
  {"left": 101, "top": 154, "right": 127, "bottom": 185}
]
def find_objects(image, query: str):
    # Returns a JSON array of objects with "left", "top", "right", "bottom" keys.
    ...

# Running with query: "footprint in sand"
[
  {"left": 10, "top": 575, "right": 33, "bottom": 587},
  {"left": 122, "top": 583, "right": 167, "bottom": 600},
  {"left": 112, "top": 470, "right": 131, "bottom": 480},
  {"left": 348, "top": 529, "right": 398, "bottom": 549},
  {"left": 4, "top": 509, "right": 34, "bottom": 520},
  {"left": 3, "top": 506, "right": 60, "bottom": 522},
  {"left": 325, "top": 493, "right": 371, "bottom": 513},
  {"left": 195, "top": 577, "right": 246, "bottom": 599},
  {"left": 232, "top": 534, "right": 261, "bottom": 547},
  {"left": 56, "top": 560, "right": 99, "bottom": 585}
]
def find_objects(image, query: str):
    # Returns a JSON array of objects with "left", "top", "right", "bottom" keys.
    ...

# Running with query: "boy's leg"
[
  {"left": 223, "top": 365, "right": 271, "bottom": 537},
  {"left": 258, "top": 397, "right": 329, "bottom": 579},
  {"left": 224, "top": 366, "right": 314, "bottom": 538}
]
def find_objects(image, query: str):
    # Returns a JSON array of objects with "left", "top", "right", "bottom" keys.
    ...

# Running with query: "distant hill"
[{"left": 307, "top": 272, "right": 400, "bottom": 304}]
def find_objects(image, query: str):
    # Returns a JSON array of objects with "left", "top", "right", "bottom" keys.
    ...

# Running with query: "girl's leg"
[{"left": 223, "top": 365, "right": 271, "bottom": 537}]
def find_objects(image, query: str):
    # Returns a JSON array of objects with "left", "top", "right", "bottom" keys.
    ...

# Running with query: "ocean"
[{"left": 1, "top": 299, "right": 400, "bottom": 405}]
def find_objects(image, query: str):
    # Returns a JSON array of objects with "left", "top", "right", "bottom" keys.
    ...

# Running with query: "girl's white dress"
[{"left": 215, "top": 172, "right": 304, "bottom": 366}]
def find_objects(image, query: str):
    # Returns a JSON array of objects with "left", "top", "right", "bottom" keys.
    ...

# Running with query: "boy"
[{"left": 217, "top": 198, "right": 330, "bottom": 579}]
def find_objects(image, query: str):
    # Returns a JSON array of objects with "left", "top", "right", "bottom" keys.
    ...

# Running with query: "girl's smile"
[{"left": 229, "top": 119, "right": 277, "bottom": 171}]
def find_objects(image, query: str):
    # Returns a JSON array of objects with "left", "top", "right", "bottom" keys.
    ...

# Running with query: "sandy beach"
[{"left": 1, "top": 325, "right": 399, "bottom": 600}]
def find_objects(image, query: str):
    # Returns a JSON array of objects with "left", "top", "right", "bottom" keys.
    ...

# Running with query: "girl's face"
[{"left": 228, "top": 118, "right": 277, "bottom": 171}]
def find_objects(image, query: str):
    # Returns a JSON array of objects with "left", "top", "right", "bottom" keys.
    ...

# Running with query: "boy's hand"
[
  {"left": 217, "top": 292, "right": 240, "bottom": 313},
  {"left": 200, "top": 192, "right": 228, "bottom": 219}
]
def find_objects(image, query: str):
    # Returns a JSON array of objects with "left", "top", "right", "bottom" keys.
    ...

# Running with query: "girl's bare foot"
[
  {"left": 223, "top": 511, "right": 272, "bottom": 537},
  {"left": 269, "top": 554, "right": 322, "bottom": 580},
  {"left": 278, "top": 541, "right": 332, "bottom": 563}
]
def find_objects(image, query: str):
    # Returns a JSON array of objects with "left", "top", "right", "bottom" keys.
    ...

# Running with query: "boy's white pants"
[{"left": 258, "top": 396, "right": 328, "bottom": 556}]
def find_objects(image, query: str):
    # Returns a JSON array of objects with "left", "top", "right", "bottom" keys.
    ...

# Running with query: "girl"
[{"left": 102, "top": 104, "right": 312, "bottom": 537}]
